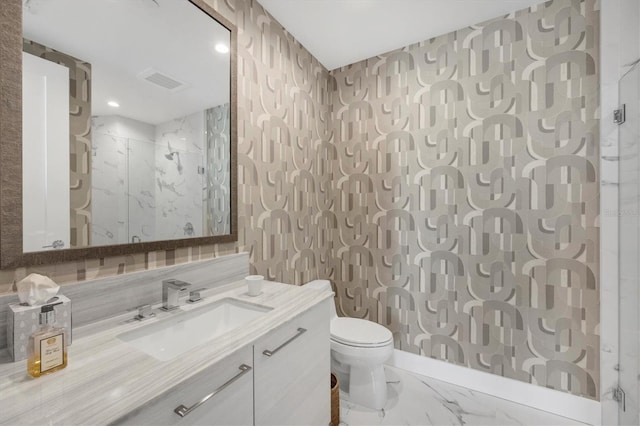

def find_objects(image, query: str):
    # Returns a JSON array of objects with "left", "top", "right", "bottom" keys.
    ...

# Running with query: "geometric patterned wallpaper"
[
  {"left": 331, "top": 0, "right": 600, "bottom": 399},
  {"left": 1, "top": 0, "right": 600, "bottom": 400},
  {"left": 228, "top": 0, "right": 333, "bottom": 286}
]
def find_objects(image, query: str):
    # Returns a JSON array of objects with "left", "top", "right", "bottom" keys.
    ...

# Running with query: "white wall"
[{"left": 22, "top": 52, "right": 70, "bottom": 252}]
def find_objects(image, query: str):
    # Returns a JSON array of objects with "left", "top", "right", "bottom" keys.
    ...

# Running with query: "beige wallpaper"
[{"left": 330, "top": 0, "right": 600, "bottom": 399}]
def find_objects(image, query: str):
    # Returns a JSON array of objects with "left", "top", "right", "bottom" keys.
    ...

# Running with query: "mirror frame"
[{"left": 0, "top": 0, "right": 238, "bottom": 269}]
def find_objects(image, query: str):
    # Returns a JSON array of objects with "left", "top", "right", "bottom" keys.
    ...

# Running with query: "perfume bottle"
[{"left": 27, "top": 302, "right": 68, "bottom": 378}]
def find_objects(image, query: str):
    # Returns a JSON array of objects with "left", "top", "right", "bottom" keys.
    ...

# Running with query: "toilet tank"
[{"left": 304, "top": 280, "right": 337, "bottom": 319}]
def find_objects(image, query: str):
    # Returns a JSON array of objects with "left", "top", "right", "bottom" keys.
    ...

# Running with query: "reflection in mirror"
[{"left": 21, "top": 0, "right": 231, "bottom": 253}]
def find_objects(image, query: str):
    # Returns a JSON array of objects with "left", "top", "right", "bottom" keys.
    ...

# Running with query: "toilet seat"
[{"left": 330, "top": 317, "right": 393, "bottom": 348}]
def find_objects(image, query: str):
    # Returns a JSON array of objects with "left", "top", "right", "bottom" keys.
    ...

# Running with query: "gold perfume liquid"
[
  {"left": 27, "top": 304, "right": 68, "bottom": 378},
  {"left": 27, "top": 352, "right": 68, "bottom": 378}
]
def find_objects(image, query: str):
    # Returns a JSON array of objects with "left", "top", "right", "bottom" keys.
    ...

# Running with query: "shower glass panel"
[
  {"left": 92, "top": 132, "right": 129, "bottom": 246},
  {"left": 91, "top": 133, "right": 207, "bottom": 246},
  {"left": 127, "top": 138, "right": 158, "bottom": 244},
  {"left": 619, "top": 62, "right": 640, "bottom": 424}
]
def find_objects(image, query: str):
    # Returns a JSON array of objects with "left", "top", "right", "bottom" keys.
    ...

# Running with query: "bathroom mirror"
[{"left": 0, "top": 0, "right": 237, "bottom": 268}]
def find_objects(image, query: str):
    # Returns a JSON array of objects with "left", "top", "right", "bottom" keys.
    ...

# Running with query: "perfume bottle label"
[{"left": 39, "top": 333, "right": 64, "bottom": 373}]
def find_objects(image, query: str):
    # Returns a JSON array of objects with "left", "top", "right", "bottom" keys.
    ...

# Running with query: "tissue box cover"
[{"left": 7, "top": 295, "right": 72, "bottom": 362}]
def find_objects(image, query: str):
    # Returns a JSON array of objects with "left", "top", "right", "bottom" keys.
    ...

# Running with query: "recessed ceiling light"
[
  {"left": 215, "top": 43, "right": 229, "bottom": 54},
  {"left": 107, "top": 101, "right": 120, "bottom": 108}
]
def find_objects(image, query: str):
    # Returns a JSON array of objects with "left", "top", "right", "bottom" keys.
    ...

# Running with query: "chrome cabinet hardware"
[
  {"left": 174, "top": 364, "right": 252, "bottom": 418},
  {"left": 262, "top": 327, "right": 307, "bottom": 357},
  {"left": 187, "top": 288, "right": 206, "bottom": 303},
  {"left": 134, "top": 304, "right": 155, "bottom": 321}
]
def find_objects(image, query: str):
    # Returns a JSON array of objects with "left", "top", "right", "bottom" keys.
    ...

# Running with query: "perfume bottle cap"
[{"left": 39, "top": 302, "right": 62, "bottom": 325}]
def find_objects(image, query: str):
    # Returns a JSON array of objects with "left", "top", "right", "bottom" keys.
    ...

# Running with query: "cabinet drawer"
[
  {"left": 254, "top": 299, "right": 331, "bottom": 426},
  {"left": 115, "top": 346, "right": 253, "bottom": 426}
]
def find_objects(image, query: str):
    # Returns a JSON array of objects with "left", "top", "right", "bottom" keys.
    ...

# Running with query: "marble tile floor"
[{"left": 339, "top": 366, "right": 587, "bottom": 426}]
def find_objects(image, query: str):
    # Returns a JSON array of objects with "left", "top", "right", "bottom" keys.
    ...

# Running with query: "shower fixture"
[{"left": 164, "top": 150, "right": 183, "bottom": 174}]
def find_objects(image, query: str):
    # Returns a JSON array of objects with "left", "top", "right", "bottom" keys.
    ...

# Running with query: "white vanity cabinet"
[
  {"left": 115, "top": 298, "right": 330, "bottom": 426},
  {"left": 253, "top": 300, "right": 331, "bottom": 426},
  {"left": 116, "top": 346, "right": 254, "bottom": 426}
]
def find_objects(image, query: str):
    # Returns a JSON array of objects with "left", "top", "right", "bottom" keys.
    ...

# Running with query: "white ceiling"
[
  {"left": 23, "top": 0, "right": 230, "bottom": 125},
  {"left": 259, "top": 0, "right": 548, "bottom": 70}
]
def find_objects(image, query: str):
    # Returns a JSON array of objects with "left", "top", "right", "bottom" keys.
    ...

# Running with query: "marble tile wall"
[
  {"left": 330, "top": 0, "right": 600, "bottom": 399},
  {"left": 91, "top": 115, "right": 157, "bottom": 245},
  {"left": 128, "top": 137, "right": 157, "bottom": 243},
  {"left": 93, "top": 112, "right": 209, "bottom": 244},
  {"left": 91, "top": 127, "right": 128, "bottom": 245},
  {"left": 154, "top": 111, "right": 206, "bottom": 240}
]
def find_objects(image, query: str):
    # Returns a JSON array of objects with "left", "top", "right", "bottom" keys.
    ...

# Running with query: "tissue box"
[{"left": 7, "top": 295, "right": 72, "bottom": 362}]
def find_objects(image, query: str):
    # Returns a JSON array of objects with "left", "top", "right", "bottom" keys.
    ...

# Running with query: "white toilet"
[{"left": 305, "top": 280, "right": 394, "bottom": 410}]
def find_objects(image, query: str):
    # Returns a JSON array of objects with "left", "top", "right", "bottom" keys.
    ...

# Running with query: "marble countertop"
[{"left": 0, "top": 281, "right": 333, "bottom": 425}]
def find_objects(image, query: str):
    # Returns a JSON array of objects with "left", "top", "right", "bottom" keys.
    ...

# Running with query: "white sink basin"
[{"left": 118, "top": 298, "right": 272, "bottom": 361}]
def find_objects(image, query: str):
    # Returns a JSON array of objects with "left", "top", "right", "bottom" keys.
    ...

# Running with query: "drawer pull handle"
[
  {"left": 174, "top": 364, "right": 252, "bottom": 417},
  {"left": 263, "top": 327, "right": 307, "bottom": 357}
]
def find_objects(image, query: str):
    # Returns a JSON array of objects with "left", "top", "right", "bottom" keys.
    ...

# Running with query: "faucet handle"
[
  {"left": 134, "top": 304, "right": 155, "bottom": 321},
  {"left": 188, "top": 288, "right": 206, "bottom": 303}
]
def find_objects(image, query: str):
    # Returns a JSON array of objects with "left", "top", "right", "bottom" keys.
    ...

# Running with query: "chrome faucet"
[{"left": 162, "top": 279, "right": 191, "bottom": 311}]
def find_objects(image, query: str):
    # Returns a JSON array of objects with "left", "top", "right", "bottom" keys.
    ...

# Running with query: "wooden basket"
[{"left": 330, "top": 373, "right": 340, "bottom": 426}]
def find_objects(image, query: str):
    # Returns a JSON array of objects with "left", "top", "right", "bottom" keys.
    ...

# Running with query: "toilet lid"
[{"left": 330, "top": 317, "right": 393, "bottom": 347}]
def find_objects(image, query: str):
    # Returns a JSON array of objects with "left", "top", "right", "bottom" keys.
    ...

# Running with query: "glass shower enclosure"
[
  {"left": 91, "top": 133, "right": 206, "bottom": 246},
  {"left": 618, "top": 61, "right": 640, "bottom": 424}
]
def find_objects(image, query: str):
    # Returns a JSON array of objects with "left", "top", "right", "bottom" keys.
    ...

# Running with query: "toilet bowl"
[{"left": 305, "top": 280, "right": 394, "bottom": 410}]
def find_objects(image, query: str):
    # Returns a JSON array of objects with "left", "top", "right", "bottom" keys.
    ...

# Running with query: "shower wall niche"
[{"left": 91, "top": 107, "right": 229, "bottom": 246}]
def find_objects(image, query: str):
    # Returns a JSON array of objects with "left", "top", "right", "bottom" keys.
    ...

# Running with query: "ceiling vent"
[{"left": 137, "top": 68, "right": 188, "bottom": 92}]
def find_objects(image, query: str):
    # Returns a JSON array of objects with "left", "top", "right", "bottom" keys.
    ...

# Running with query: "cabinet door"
[
  {"left": 115, "top": 346, "right": 253, "bottom": 426},
  {"left": 254, "top": 300, "right": 331, "bottom": 426}
]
